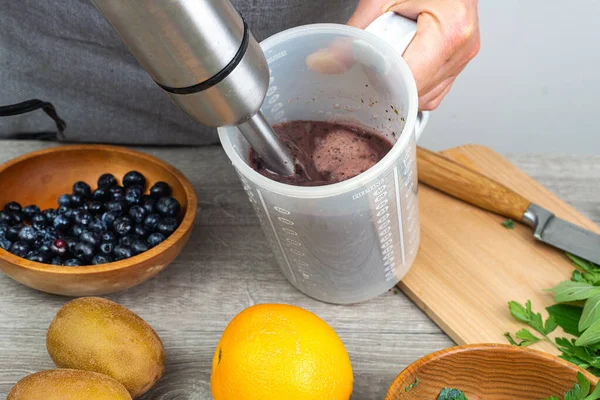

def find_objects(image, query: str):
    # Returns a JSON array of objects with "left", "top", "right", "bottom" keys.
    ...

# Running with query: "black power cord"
[{"left": 0, "top": 99, "right": 67, "bottom": 139}]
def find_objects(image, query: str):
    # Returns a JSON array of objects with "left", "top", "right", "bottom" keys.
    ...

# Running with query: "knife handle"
[{"left": 416, "top": 147, "right": 531, "bottom": 221}]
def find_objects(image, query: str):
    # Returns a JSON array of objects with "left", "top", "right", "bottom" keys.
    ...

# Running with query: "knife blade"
[{"left": 416, "top": 147, "right": 600, "bottom": 264}]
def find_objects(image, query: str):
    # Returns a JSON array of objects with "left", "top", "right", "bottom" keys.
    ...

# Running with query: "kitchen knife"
[{"left": 416, "top": 146, "right": 600, "bottom": 265}]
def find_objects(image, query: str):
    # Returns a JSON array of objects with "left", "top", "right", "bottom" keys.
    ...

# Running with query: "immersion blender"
[{"left": 91, "top": 0, "right": 295, "bottom": 176}]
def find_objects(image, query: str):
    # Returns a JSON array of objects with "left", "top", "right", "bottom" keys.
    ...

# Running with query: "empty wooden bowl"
[
  {"left": 386, "top": 344, "right": 598, "bottom": 399},
  {"left": 0, "top": 145, "right": 197, "bottom": 296}
]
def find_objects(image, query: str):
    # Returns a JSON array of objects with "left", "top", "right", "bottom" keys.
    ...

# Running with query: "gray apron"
[{"left": 0, "top": 0, "right": 358, "bottom": 145}]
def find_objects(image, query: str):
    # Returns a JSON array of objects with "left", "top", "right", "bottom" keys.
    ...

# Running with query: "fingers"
[
  {"left": 419, "top": 76, "right": 455, "bottom": 105},
  {"left": 421, "top": 79, "right": 454, "bottom": 110},
  {"left": 385, "top": 0, "right": 480, "bottom": 108},
  {"left": 347, "top": 0, "right": 387, "bottom": 29},
  {"left": 305, "top": 38, "right": 355, "bottom": 74}
]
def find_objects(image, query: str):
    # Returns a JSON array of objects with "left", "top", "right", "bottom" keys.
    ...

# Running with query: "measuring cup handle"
[{"left": 365, "top": 11, "right": 430, "bottom": 141}]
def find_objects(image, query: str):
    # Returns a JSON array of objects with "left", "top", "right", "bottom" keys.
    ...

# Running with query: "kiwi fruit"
[
  {"left": 7, "top": 369, "right": 132, "bottom": 400},
  {"left": 46, "top": 297, "right": 165, "bottom": 398}
]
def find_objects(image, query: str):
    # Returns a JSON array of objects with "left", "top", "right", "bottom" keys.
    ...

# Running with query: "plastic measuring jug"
[{"left": 218, "top": 13, "right": 429, "bottom": 304}]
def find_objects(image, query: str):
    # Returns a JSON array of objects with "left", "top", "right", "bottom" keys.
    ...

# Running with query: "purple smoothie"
[{"left": 250, "top": 120, "right": 394, "bottom": 186}]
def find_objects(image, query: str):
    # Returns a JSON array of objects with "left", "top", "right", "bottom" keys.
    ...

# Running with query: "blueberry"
[
  {"left": 123, "top": 171, "right": 146, "bottom": 189},
  {"left": 128, "top": 205, "right": 147, "bottom": 224},
  {"left": 9, "top": 241, "right": 30, "bottom": 257},
  {"left": 0, "top": 238, "right": 12, "bottom": 251},
  {"left": 75, "top": 210, "right": 92, "bottom": 227},
  {"left": 50, "top": 239, "right": 68, "bottom": 256},
  {"left": 88, "top": 217, "right": 107, "bottom": 233},
  {"left": 113, "top": 245, "right": 133, "bottom": 261},
  {"left": 63, "top": 237, "right": 78, "bottom": 253},
  {"left": 38, "top": 227, "right": 58, "bottom": 242},
  {"left": 58, "top": 194, "right": 72, "bottom": 208},
  {"left": 69, "top": 224, "right": 84, "bottom": 238},
  {"left": 81, "top": 202, "right": 90, "bottom": 211},
  {"left": 50, "top": 256, "right": 63, "bottom": 265},
  {"left": 22, "top": 205, "right": 41, "bottom": 221},
  {"left": 109, "top": 186, "right": 125, "bottom": 201},
  {"left": 63, "top": 258, "right": 82, "bottom": 267},
  {"left": 143, "top": 214, "right": 161, "bottom": 231},
  {"left": 157, "top": 217, "right": 179, "bottom": 236},
  {"left": 72, "top": 181, "right": 92, "bottom": 199},
  {"left": 32, "top": 213, "right": 47, "bottom": 226},
  {"left": 70, "top": 194, "right": 84, "bottom": 208},
  {"left": 92, "top": 254, "right": 112, "bottom": 265},
  {"left": 27, "top": 250, "right": 51, "bottom": 263},
  {"left": 73, "top": 242, "right": 94, "bottom": 262},
  {"left": 101, "top": 231, "right": 117, "bottom": 243},
  {"left": 57, "top": 205, "right": 72, "bottom": 216},
  {"left": 131, "top": 240, "right": 150, "bottom": 255},
  {"left": 88, "top": 201, "right": 104, "bottom": 215},
  {"left": 80, "top": 230, "right": 100, "bottom": 248},
  {"left": 92, "top": 187, "right": 110, "bottom": 202},
  {"left": 113, "top": 217, "right": 133, "bottom": 236},
  {"left": 125, "top": 185, "right": 144, "bottom": 206},
  {"left": 133, "top": 224, "right": 149, "bottom": 238},
  {"left": 4, "top": 201, "right": 22, "bottom": 213},
  {"left": 0, "top": 211, "right": 15, "bottom": 225},
  {"left": 98, "top": 173, "right": 118, "bottom": 188},
  {"left": 149, "top": 181, "right": 172, "bottom": 199},
  {"left": 147, "top": 232, "right": 166, "bottom": 248},
  {"left": 32, "top": 220, "right": 47, "bottom": 231},
  {"left": 18, "top": 226, "right": 38, "bottom": 242},
  {"left": 119, "top": 234, "right": 140, "bottom": 247},
  {"left": 53, "top": 214, "right": 71, "bottom": 232},
  {"left": 99, "top": 241, "right": 115, "bottom": 256},
  {"left": 142, "top": 196, "right": 156, "bottom": 215},
  {"left": 156, "top": 197, "right": 181, "bottom": 218},
  {"left": 6, "top": 225, "right": 22, "bottom": 242},
  {"left": 102, "top": 211, "right": 118, "bottom": 227},
  {"left": 12, "top": 212, "right": 24, "bottom": 225},
  {"left": 0, "top": 222, "right": 8, "bottom": 235},
  {"left": 105, "top": 200, "right": 127, "bottom": 216},
  {"left": 42, "top": 208, "right": 57, "bottom": 223}
]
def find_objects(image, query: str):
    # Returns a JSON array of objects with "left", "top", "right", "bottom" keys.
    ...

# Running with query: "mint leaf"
[
  {"left": 568, "top": 253, "right": 600, "bottom": 273},
  {"left": 503, "top": 219, "right": 515, "bottom": 229},
  {"left": 545, "top": 281, "right": 600, "bottom": 303},
  {"left": 547, "top": 304, "right": 583, "bottom": 336},
  {"left": 405, "top": 376, "right": 419, "bottom": 392},
  {"left": 581, "top": 294, "right": 600, "bottom": 331},
  {"left": 438, "top": 388, "right": 468, "bottom": 400},
  {"left": 515, "top": 328, "right": 541, "bottom": 346},
  {"left": 577, "top": 320, "right": 600, "bottom": 347},
  {"left": 563, "top": 373, "right": 591, "bottom": 400},
  {"left": 545, "top": 316, "right": 558, "bottom": 335},
  {"left": 509, "top": 301, "right": 530, "bottom": 323},
  {"left": 560, "top": 354, "right": 591, "bottom": 369},
  {"left": 584, "top": 379, "right": 600, "bottom": 400},
  {"left": 556, "top": 338, "right": 600, "bottom": 369}
]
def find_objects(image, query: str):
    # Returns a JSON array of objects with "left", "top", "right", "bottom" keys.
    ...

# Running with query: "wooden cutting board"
[{"left": 399, "top": 145, "right": 600, "bottom": 355}]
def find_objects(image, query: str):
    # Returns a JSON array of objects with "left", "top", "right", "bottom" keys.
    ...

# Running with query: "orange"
[{"left": 210, "top": 304, "right": 353, "bottom": 400}]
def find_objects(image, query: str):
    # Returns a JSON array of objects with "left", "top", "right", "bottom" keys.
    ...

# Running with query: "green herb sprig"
[
  {"left": 439, "top": 373, "right": 600, "bottom": 400},
  {"left": 507, "top": 254, "right": 600, "bottom": 376}
]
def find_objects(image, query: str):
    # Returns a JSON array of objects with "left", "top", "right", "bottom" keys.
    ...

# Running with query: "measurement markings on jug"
[
  {"left": 352, "top": 179, "right": 384, "bottom": 200},
  {"left": 271, "top": 205, "right": 312, "bottom": 280},
  {"left": 256, "top": 190, "right": 296, "bottom": 282},
  {"left": 393, "top": 166, "right": 407, "bottom": 265}
]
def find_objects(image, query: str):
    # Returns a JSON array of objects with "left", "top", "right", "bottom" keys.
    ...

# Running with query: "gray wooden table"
[{"left": 0, "top": 141, "right": 598, "bottom": 400}]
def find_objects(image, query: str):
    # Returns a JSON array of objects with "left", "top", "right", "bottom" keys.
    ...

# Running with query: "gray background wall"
[{"left": 419, "top": 0, "right": 599, "bottom": 155}]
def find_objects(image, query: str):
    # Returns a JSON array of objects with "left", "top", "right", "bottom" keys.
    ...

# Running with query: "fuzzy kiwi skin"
[
  {"left": 46, "top": 297, "right": 165, "bottom": 398},
  {"left": 7, "top": 369, "right": 132, "bottom": 400}
]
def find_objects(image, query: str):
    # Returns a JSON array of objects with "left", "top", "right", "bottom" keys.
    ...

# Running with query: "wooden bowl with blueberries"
[{"left": 0, "top": 145, "right": 197, "bottom": 296}]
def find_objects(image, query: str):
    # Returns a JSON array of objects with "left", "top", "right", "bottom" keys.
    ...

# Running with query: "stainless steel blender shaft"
[{"left": 91, "top": 0, "right": 295, "bottom": 176}]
